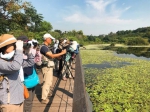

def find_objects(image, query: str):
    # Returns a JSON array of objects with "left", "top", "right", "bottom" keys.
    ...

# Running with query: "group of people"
[
  {"left": 54, "top": 38, "right": 80, "bottom": 80},
  {"left": 0, "top": 33, "right": 79, "bottom": 112}
]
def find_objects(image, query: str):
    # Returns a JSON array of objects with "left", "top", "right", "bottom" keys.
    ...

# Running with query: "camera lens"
[{"left": 23, "top": 43, "right": 31, "bottom": 49}]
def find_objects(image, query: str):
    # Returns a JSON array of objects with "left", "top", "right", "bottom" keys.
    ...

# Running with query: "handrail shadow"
[{"left": 35, "top": 71, "right": 73, "bottom": 112}]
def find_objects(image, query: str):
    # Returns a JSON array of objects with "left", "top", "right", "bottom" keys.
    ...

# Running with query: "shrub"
[{"left": 127, "top": 37, "right": 149, "bottom": 45}]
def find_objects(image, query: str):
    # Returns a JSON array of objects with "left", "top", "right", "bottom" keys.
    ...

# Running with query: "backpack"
[
  {"left": 34, "top": 45, "right": 54, "bottom": 69},
  {"left": 34, "top": 48, "right": 42, "bottom": 69}
]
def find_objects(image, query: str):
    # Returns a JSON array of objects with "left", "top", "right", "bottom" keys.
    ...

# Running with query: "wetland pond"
[
  {"left": 83, "top": 47, "right": 150, "bottom": 69},
  {"left": 81, "top": 47, "right": 150, "bottom": 111}
]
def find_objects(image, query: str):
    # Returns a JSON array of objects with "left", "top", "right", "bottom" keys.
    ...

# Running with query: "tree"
[
  {"left": 36, "top": 21, "right": 52, "bottom": 32},
  {"left": 50, "top": 31, "right": 61, "bottom": 39},
  {"left": 127, "top": 37, "right": 149, "bottom": 45},
  {"left": 24, "top": 3, "right": 43, "bottom": 32},
  {"left": 72, "top": 30, "right": 76, "bottom": 36},
  {"left": 77, "top": 30, "right": 83, "bottom": 35},
  {"left": 0, "top": 0, "right": 44, "bottom": 33},
  {"left": 0, "top": 0, "right": 23, "bottom": 33},
  {"left": 54, "top": 29, "right": 62, "bottom": 35}
]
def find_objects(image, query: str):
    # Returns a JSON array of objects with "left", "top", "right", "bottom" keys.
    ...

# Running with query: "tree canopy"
[{"left": 0, "top": 0, "right": 49, "bottom": 33}]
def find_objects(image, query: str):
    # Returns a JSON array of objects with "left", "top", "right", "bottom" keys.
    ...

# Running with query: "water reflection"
[
  {"left": 114, "top": 52, "right": 150, "bottom": 61},
  {"left": 104, "top": 47, "right": 150, "bottom": 60},
  {"left": 116, "top": 47, "right": 150, "bottom": 58},
  {"left": 83, "top": 61, "right": 131, "bottom": 69},
  {"left": 84, "top": 47, "right": 150, "bottom": 69}
]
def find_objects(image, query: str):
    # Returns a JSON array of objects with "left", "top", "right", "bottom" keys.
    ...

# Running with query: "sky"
[{"left": 25, "top": 0, "right": 150, "bottom": 36}]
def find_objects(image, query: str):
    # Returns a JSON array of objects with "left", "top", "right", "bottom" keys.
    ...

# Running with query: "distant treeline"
[
  {"left": 1, "top": 0, "right": 150, "bottom": 46},
  {"left": 87, "top": 27, "right": 150, "bottom": 45}
]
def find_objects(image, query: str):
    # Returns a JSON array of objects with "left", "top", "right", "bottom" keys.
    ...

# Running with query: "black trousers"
[
  {"left": 58, "top": 59, "right": 63, "bottom": 76},
  {"left": 23, "top": 87, "right": 35, "bottom": 112}
]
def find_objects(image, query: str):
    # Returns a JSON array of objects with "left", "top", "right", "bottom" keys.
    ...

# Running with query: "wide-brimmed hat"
[
  {"left": 0, "top": 34, "right": 17, "bottom": 48},
  {"left": 43, "top": 33, "right": 55, "bottom": 40}
]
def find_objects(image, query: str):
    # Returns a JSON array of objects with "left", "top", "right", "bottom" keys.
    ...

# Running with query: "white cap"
[
  {"left": 70, "top": 41, "right": 78, "bottom": 50},
  {"left": 43, "top": 33, "right": 55, "bottom": 40}
]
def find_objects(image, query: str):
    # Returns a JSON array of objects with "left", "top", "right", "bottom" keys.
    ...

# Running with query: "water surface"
[{"left": 83, "top": 61, "right": 131, "bottom": 69}]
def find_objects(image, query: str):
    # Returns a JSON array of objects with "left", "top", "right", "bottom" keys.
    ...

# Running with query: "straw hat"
[{"left": 0, "top": 34, "right": 17, "bottom": 48}]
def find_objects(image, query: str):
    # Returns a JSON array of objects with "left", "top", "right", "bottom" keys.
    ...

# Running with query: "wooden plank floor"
[{"left": 31, "top": 65, "right": 75, "bottom": 112}]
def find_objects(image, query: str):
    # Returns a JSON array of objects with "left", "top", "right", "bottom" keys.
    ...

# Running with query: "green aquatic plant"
[{"left": 81, "top": 50, "right": 150, "bottom": 112}]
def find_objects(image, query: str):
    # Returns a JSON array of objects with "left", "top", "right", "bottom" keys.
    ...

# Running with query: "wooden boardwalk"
[{"left": 31, "top": 66, "right": 75, "bottom": 112}]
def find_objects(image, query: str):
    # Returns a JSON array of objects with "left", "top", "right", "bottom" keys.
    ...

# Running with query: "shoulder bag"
[{"left": 24, "top": 67, "right": 40, "bottom": 88}]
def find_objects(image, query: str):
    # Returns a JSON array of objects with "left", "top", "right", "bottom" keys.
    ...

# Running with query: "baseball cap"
[
  {"left": 17, "top": 35, "right": 28, "bottom": 42},
  {"left": 43, "top": 33, "right": 55, "bottom": 40}
]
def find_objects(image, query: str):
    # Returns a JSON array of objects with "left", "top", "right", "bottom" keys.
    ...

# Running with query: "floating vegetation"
[{"left": 81, "top": 50, "right": 150, "bottom": 112}]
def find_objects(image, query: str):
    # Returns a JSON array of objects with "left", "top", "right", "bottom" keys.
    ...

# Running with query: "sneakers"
[
  {"left": 41, "top": 99, "right": 49, "bottom": 104},
  {"left": 48, "top": 92, "right": 53, "bottom": 97},
  {"left": 69, "top": 75, "right": 73, "bottom": 79}
]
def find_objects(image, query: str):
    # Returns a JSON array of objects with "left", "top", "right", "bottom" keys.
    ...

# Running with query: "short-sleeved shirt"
[{"left": 40, "top": 45, "right": 49, "bottom": 56}]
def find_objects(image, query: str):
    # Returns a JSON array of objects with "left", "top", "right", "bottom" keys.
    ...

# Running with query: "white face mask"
[{"left": 0, "top": 50, "right": 15, "bottom": 60}]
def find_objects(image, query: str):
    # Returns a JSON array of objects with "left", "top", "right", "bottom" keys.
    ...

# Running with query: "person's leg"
[
  {"left": 31, "top": 87, "right": 36, "bottom": 101},
  {"left": 41, "top": 67, "right": 53, "bottom": 103},
  {"left": 58, "top": 59, "right": 62, "bottom": 76},
  {"left": 18, "top": 103, "right": 24, "bottom": 112},
  {"left": 54, "top": 59, "right": 59, "bottom": 72},
  {"left": 23, "top": 87, "right": 35, "bottom": 112},
  {"left": 61, "top": 61, "right": 67, "bottom": 80},
  {"left": 66, "top": 61, "right": 73, "bottom": 78}
]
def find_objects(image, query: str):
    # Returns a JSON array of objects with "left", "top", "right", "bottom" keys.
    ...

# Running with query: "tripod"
[{"left": 60, "top": 54, "right": 74, "bottom": 80}]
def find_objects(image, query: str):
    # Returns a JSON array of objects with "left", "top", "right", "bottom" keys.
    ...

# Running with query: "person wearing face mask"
[
  {"left": 0, "top": 34, "right": 35, "bottom": 112},
  {"left": 0, "top": 34, "right": 24, "bottom": 112}
]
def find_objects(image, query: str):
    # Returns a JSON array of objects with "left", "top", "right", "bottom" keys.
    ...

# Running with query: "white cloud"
[
  {"left": 57, "top": 0, "right": 150, "bottom": 35},
  {"left": 124, "top": 6, "right": 131, "bottom": 11},
  {"left": 64, "top": 13, "right": 91, "bottom": 24},
  {"left": 64, "top": 13, "right": 134, "bottom": 25},
  {"left": 63, "top": 0, "right": 134, "bottom": 25},
  {"left": 86, "top": 0, "right": 113, "bottom": 13}
]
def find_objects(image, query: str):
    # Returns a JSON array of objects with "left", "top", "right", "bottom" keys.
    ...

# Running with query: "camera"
[
  {"left": 32, "top": 42, "right": 38, "bottom": 47},
  {"left": 23, "top": 43, "right": 31, "bottom": 49},
  {"left": 56, "top": 43, "right": 71, "bottom": 53},
  {"left": 23, "top": 40, "right": 39, "bottom": 49}
]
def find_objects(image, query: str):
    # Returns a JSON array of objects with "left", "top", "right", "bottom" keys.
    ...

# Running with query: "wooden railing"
[{"left": 72, "top": 53, "right": 93, "bottom": 112}]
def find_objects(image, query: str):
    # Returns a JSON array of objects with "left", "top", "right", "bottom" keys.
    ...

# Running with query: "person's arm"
[
  {"left": 0, "top": 50, "right": 23, "bottom": 74},
  {"left": 0, "top": 40, "right": 24, "bottom": 74},
  {"left": 22, "top": 52, "right": 35, "bottom": 68},
  {"left": 40, "top": 45, "right": 66, "bottom": 59},
  {"left": 46, "top": 49, "right": 66, "bottom": 59}
]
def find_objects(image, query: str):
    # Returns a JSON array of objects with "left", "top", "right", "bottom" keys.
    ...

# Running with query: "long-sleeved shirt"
[
  {"left": 23, "top": 48, "right": 35, "bottom": 76},
  {"left": 0, "top": 50, "right": 35, "bottom": 105}
]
